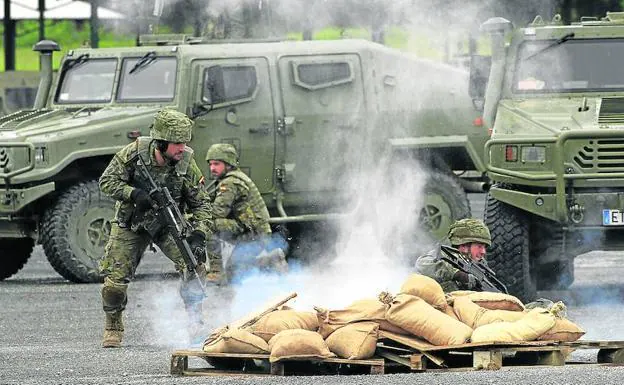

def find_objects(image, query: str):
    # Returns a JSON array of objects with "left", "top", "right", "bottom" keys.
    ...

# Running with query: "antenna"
[{"left": 150, "top": 0, "right": 165, "bottom": 33}]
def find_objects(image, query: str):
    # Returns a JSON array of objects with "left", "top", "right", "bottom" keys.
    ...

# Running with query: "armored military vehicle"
[
  {"left": 0, "top": 36, "right": 487, "bottom": 283},
  {"left": 0, "top": 71, "right": 40, "bottom": 116},
  {"left": 476, "top": 12, "right": 624, "bottom": 300}
]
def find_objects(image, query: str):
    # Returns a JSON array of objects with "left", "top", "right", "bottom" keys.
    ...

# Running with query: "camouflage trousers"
[{"left": 99, "top": 223, "right": 205, "bottom": 313}]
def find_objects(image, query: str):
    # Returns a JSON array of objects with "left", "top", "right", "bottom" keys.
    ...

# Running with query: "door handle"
[{"left": 249, "top": 124, "right": 271, "bottom": 134}]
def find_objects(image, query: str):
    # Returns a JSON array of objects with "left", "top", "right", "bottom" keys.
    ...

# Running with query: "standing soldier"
[
  {"left": 415, "top": 218, "right": 491, "bottom": 292},
  {"left": 205, "top": 143, "right": 287, "bottom": 281},
  {"left": 98, "top": 109, "right": 212, "bottom": 348}
]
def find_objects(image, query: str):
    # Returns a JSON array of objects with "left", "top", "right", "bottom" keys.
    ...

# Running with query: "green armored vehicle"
[
  {"left": 477, "top": 12, "right": 624, "bottom": 300},
  {"left": 0, "top": 71, "right": 40, "bottom": 116},
  {"left": 0, "top": 36, "right": 487, "bottom": 283}
]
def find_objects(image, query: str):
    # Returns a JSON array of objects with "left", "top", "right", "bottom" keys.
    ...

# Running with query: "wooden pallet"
[
  {"left": 378, "top": 330, "right": 624, "bottom": 372},
  {"left": 170, "top": 350, "right": 385, "bottom": 376}
]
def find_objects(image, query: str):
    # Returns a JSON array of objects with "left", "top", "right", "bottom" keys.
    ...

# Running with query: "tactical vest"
[{"left": 117, "top": 137, "right": 194, "bottom": 234}]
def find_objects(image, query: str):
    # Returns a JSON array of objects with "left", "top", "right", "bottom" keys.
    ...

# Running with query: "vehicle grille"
[
  {"left": 573, "top": 138, "right": 624, "bottom": 173},
  {"left": 599, "top": 97, "right": 624, "bottom": 124},
  {"left": 0, "top": 147, "right": 9, "bottom": 170}
]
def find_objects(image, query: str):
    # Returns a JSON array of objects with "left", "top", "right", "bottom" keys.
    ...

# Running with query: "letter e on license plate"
[{"left": 603, "top": 209, "right": 624, "bottom": 226}]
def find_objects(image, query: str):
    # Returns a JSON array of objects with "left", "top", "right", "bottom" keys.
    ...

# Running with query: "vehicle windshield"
[
  {"left": 117, "top": 56, "right": 177, "bottom": 102},
  {"left": 56, "top": 59, "right": 117, "bottom": 103},
  {"left": 514, "top": 38, "right": 624, "bottom": 93}
]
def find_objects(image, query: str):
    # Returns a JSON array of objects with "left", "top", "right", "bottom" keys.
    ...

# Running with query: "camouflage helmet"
[
  {"left": 150, "top": 108, "right": 193, "bottom": 143},
  {"left": 206, "top": 143, "right": 238, "bottom": 166},
  {"left": 448, "top": 218, "right": 491, "bottom": 247}
]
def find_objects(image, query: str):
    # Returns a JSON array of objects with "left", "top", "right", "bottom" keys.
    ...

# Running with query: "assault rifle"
[
  {"left": 135, "top": 155, "right": 207, "bottom": 294},
  {"left": 439, "top": 244, "right": 508, "bottom": 294}
]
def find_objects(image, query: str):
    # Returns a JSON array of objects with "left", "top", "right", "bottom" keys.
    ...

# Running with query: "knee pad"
[{"left": 102, "top": 277, "right": 128, "bottom": 313}]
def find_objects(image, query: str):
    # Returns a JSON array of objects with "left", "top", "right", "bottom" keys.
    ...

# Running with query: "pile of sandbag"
[{"left": 202, "top": 274, "right": 585, "bottom": 361}]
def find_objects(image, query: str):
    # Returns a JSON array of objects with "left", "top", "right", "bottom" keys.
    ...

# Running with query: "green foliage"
[{"left": 1, "top": 21, "right": 134, "bottom": 71}]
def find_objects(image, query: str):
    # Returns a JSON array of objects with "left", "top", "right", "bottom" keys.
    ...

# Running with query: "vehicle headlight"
[
  {"left": 521, "top": 145, "right": 546, "bottom": 163},
  {"left": 34, "top": 146, "right": 47, "bottom": 164}
]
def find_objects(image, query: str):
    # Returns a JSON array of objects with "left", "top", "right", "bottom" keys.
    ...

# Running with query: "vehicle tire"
[
  {"left": 532, "top": 221, "right": 574, "bottom": 290},
  {"left": 484, "top": 191, "right": 537, "bottom": 302},
  {"left": 41, "top": 180, "right": 115, "bottom": 283},
  {"left": 0, "top": 238, "right": 35, "bottom": 280},
  {"left": 420, "top": 172, "right": 471, "bottom": 241}
]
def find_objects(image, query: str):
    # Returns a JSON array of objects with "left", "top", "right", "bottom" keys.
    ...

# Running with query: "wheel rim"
[
  {"left": 419, "top": 193, "right": 454, "bottom": 241},
  {"left": 72, "top": 204, "right": 114, "bottom": 270}
]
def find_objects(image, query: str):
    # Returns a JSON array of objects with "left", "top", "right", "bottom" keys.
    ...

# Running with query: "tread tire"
[
  {"left": 484, "top": 191, "right": 537, "bottom": 302},
  {"left": 0, "top": 238, "right": 35, "bottom": 280},
  {"left": 41, "top": 180, "right": 114, "bottom": 283}
]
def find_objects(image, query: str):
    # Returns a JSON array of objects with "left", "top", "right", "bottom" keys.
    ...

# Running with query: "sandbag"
[
  {"left": 399, "top": 274, "right": 447, "bottom": 310},
  {"left": 315, "top": 299, "right": 408, "bottom": 338},
  {"left": 471, "top": 308, "right": 556, "bottom": 343},
  {"left": 453, "top": 296, "right": 524, "bottom": 329},
  {"left": 386, "top": 293, "right": 473, "bottom": 346},
  {"left": 269, "top": 329, "right": 335, "bottom": 363},
  {"left": 462, "top": 291, "right": 524, "bottom": 312},
  {"left": 538, "top": 318, "right": 585, "bottom": 342},
  {"left": 325, "top": 321, "right": 379, "bottom": 360},
  {"left": 203, "top": 328, "right": 269, "bottom": 353},
  {"left": 251, "top": 310, "right": 319, "bottom": 342}
]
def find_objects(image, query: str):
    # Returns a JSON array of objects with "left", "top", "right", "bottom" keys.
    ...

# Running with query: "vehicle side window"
[
  {"left": 202, "top": 65, "right": 257, "bottom": 106},
  {"left": 292, "top": 61, "right": 353, "bottom": 90}
]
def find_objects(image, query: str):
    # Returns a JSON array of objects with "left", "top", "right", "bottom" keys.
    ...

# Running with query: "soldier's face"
[
  {"left": 209, "top": 160, "right": 227, "bottom": 178},
  {"left": 164, "top": 142, "right": 186, "bottom": 161},
  {"left": 458, "top": 242, "right": 487, "bottom": 262}
]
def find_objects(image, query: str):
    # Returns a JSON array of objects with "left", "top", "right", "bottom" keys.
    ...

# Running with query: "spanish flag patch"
[{"left": 199, "top": 176, "right": 205, "bottom": 185}]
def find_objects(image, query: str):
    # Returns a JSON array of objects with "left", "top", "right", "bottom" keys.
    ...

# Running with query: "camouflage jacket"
[
  {"left": 99, "top": 137, "right": 212, "bottom": 238},
  {"left": 414, "top": 249, "right": 484, "bottom": 292},
  {"left": 208, "top": 168, "right": 271, "bottom": 239}
]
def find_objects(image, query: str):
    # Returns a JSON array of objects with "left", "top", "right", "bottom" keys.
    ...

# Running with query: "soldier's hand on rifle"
[
  {"left": 187, "top": 230, "right": 206, "bottom": 259},
  {"left": 454, "top": 271, "right": 480, "bottom": 290},
  {"left": 130, "top": 188, "right": 153, "bottom": 211}
]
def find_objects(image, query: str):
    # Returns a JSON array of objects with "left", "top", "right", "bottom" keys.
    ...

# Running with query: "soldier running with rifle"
[{"left": 98, "top": 109, "right": 213, "bottom": 348}]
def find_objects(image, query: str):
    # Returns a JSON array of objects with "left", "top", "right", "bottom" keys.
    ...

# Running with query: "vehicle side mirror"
[{"left": 469, "top": 55, "right": 491, "bottom": 111}]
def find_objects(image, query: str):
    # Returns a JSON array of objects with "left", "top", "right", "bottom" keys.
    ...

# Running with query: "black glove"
[
  {"left": 130, "top": 188, "right": 153, "bottom": 211},
  {"left": 187, "top": 230, "right": 206, "bottom": 260},
  {"left": 454, "top": 271, "right": 480, "bottom": 290}
]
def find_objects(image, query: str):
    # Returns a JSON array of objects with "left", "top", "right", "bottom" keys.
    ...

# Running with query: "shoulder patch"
[{"left": 199, "top": 176, "right": 205, "bottom": 186}]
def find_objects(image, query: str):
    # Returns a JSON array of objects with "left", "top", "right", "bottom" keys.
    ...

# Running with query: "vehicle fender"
[
  {"left": 488, "top": 185, "right": 559, "bottom": 222},
  {"left": 387, "top": 135, "right": 486, "bottom": 173}
]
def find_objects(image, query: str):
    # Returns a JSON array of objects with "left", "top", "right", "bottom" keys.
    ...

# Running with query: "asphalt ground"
[{"left": 2, "top": 194, "right": 624, "bottom": 384}]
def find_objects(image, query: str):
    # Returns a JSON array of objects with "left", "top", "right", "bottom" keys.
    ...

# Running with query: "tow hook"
[{"left": 568, "top": 203, "right": 584, "bottom": 224}]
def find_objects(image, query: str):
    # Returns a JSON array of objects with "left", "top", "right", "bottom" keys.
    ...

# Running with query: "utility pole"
[
  {"left": 90, "top": 0, "right": 100, "bottom": 48},
  {"left": 3, "top": 0, "right": 16, "bottom": 70}
]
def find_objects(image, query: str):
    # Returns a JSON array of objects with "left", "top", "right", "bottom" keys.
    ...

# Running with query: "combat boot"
[{"left": 102, "top": 311, "right": 124, "bottom": 348}]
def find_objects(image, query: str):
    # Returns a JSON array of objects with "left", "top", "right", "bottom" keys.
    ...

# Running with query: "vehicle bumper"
[
  {"left": 489, "top": 185, "right": 624, "bottom": 227},
  {"left": 0, "top": 182, "right": 55, "bottom": 214}
]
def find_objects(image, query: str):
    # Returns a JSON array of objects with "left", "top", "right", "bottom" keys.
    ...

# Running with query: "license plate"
[{"left": 603, "top": 209, "right": 624, "bottom": 226}]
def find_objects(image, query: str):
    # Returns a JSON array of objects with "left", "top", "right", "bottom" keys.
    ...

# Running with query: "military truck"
[
  {"left": 0, "top": 71, "right": 40, "bottom": 116},
  {"left": 0, "top": 36, "right": 487, "bottom": 283},
  {"left": 475, "top": 11, "right": 624, "bottom": 300}
]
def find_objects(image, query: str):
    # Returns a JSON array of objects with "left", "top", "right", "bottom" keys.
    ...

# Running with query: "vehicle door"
[
  {"left": 276, "top": 54, "right": 365, "bottom": 192},
  {"left": 190, "top": 57, "right": 275, "bottom": 193}
]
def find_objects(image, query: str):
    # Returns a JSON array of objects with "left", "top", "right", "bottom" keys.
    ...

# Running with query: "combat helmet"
[
  {"left": 206, "top": 143, "right": 239, "bottom": 166},
  {"left": 150, "top": 108, "right": 193, "bottom": 143},
  {"left": 448, "top": 218, "right": 491, "bottom": 247}
]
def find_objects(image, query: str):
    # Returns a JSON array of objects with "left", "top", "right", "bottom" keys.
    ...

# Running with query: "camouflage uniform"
[
  {"left": 206, "top": 144, "right": 285, "bottom": 280},
  {"left": 414, "top": 218, "right": 492, "bottom": 292},
  {"left": 98, "top": 109, "right": 212, "bottom": 347}
]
